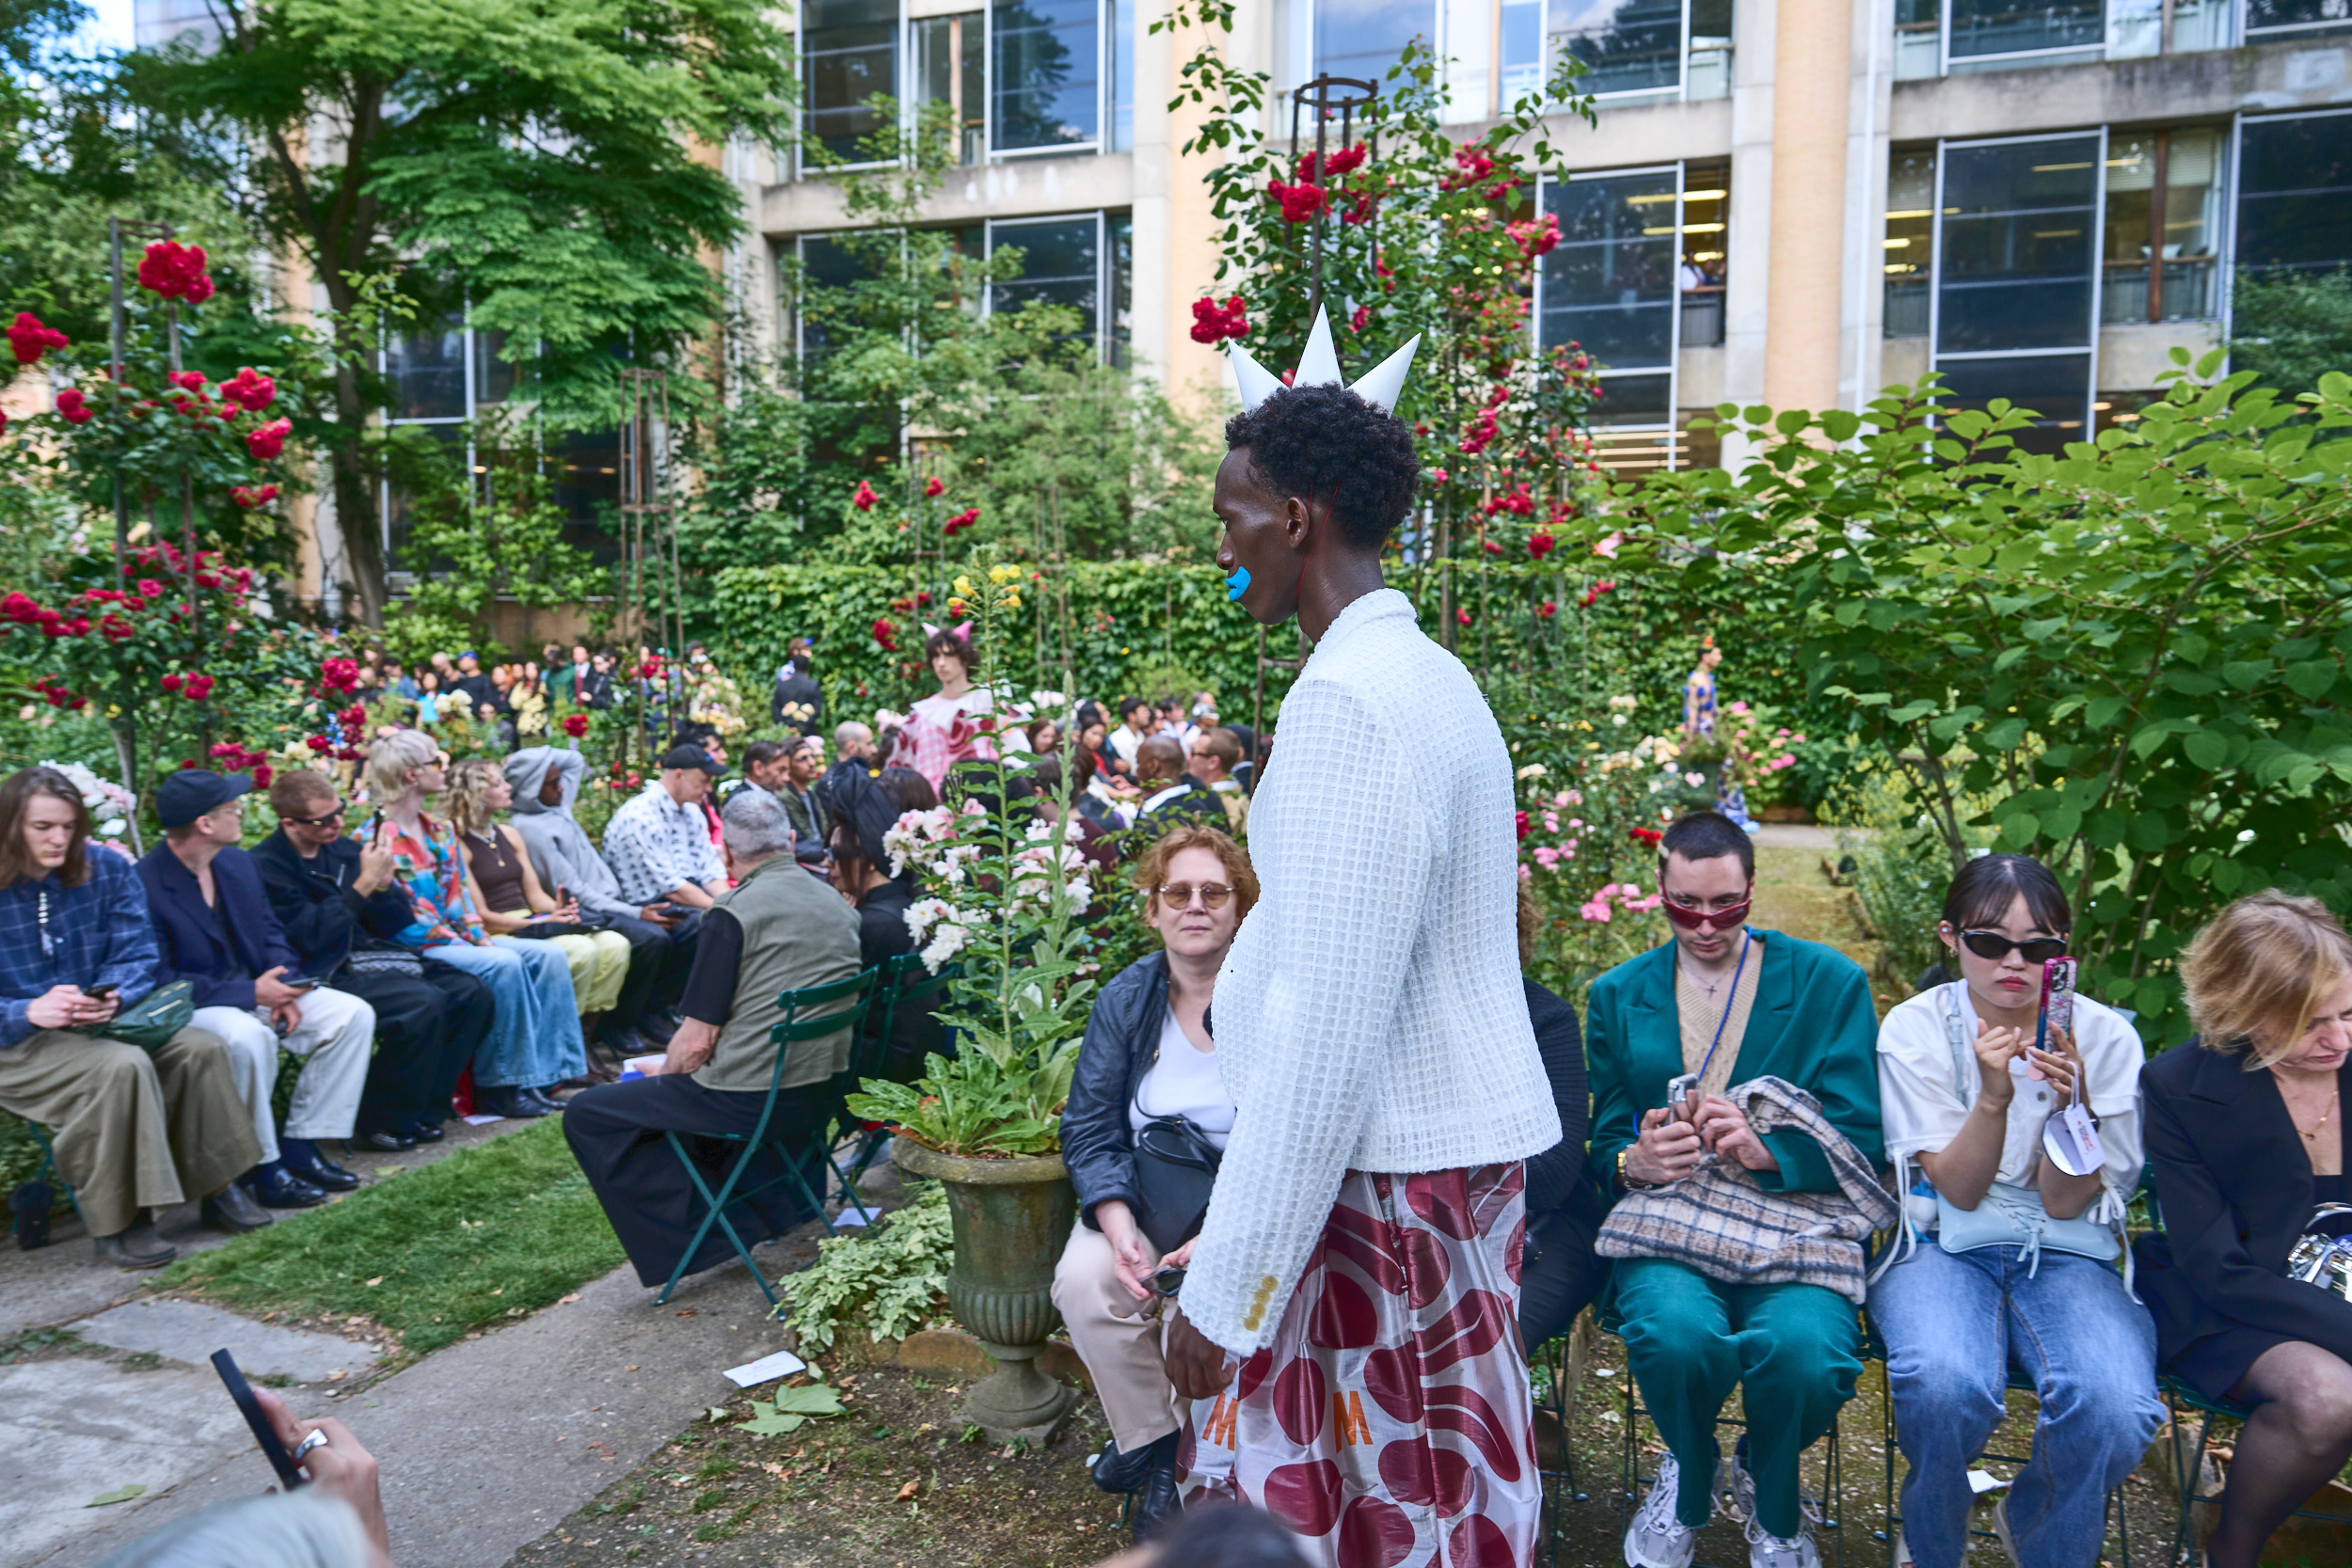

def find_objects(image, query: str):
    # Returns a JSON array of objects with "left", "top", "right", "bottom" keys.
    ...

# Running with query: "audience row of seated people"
[{"left": 1056, "top": 806, "right": 2352, "bottom": 1568}]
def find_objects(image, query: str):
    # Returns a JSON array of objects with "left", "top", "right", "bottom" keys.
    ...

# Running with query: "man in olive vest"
[{"left": 562, "top": 789, "right": 862, "bottom": 1289}]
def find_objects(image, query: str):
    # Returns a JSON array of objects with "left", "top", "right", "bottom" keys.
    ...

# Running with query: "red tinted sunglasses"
[{"left": 1661, "top": 887, "right": 1753, "bottom": 931}]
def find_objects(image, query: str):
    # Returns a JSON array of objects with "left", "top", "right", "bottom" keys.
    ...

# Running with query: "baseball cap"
[
  {"left": 660, "top": 744, "right": 723, "bottom": 774},
  {"left": 156, "top": 769, "right": 253, "bottom": 830}
]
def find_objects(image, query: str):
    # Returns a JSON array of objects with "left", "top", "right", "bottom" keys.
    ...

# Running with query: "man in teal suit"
[{"left": 1588, "top": 811, "right": 1883, "bottom": 1568}]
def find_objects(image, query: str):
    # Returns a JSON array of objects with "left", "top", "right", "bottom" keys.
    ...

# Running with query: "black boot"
[
  {"left": 1130, "top": 1438, "right": 1182, "bottom": 1543},
  {"left": 1092, "top": 1429, "right": 1178, "bottom": 1495}
]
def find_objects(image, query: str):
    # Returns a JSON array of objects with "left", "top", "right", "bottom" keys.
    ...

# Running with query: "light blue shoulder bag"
[{"left": 1931, "top": 984, "right": 2120, "bottom": 1275}]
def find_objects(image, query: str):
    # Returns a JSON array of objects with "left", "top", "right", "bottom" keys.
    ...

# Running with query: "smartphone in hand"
[
  {"left": 212, "top": 1349, "right": 307, "bottom": 1489},
  {"left": 1665, "top": 1072, "right": 1702, "bottom": 1124},
  {"left": 84, "top": 982, "right": 119, "bottom": 1001}
]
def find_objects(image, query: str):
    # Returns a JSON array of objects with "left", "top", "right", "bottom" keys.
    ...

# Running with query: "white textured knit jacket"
[{"left": 1184, "top": 588, "right": 1563, "bottom": 1354}]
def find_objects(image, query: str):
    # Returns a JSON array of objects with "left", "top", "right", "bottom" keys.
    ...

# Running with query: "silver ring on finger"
[{"left": 292, "top": 1430, "right": 329, "bottom": 1461}]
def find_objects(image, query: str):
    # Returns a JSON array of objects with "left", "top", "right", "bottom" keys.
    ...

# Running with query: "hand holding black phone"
[{"left": 212, "top": 1349, "right": 308, "bottom": 1489}]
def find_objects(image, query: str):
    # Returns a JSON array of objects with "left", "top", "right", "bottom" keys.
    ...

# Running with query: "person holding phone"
[
  {"left": 1586, "top": 810, "right": 1883, "bottom": 1568},
  {"left": 1054, "top": 827, "right": 1255, "bottom": 1545},
  {"left": 1867, "top": 854, "right": 2157, "bottom": 1568},
  {"left": 137, "top": 770, "right": 376, "bottom": 1209},
  {"left": 0, "top": 768, "right": 264, "bottom": 1267}
]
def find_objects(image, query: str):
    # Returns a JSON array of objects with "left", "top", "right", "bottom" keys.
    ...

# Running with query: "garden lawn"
[{"left": 154, "top": 1119, "right": 624, "bottom": 1358}]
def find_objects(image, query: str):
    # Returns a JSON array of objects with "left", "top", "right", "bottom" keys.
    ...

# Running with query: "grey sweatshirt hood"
[{"left": 504, "top": 746, "right": 581, "bottom": 816}]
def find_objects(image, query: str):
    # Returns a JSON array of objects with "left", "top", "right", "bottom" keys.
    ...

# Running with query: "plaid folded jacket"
[{"left": 1597, "top": 1073, "right": 1899, "bottom": 1305}]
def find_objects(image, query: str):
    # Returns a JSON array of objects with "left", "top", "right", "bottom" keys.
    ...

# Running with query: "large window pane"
[
  {"left": 991, "top": 216, "right": 1100, "bottom": 343},
  {"left": 916, "top": 13, "right": 987, "bottom": 165},
  {"left": 1107, "top": 212, "right": 1133, "bottom": 363},
  {"left": 1885, "top": 147, "right": 1936, "bottom": 338},
  {"left": 796, "top": 233, "right": 882, "bottom": 364},
  {"left": 1935, "top": 354, "right": 2091, "bottom": 456},
  {"left": 994, "top": 0, "right": 1099, "bottom": 151},
  {"left": 1590, "top": 372, "right": 1673, "bottom": 425},
  {"left": 804, "top": 0, "right": 897, "bottom": 163},
  {"left": 1109, "top": 0, "right": 1135, "bottom": 150},
  {"left": 1312, "top": 0, "right": 1434, "bottom": 86},
  {"left": 1947, "top": 0, "right": 2103, "bottom": 57},
  {"left": 1540, "top": 171, "right": 1679, "bottom": 370},
  {"left": 2246, "top": 0, "right": 2352, "bottom": 31},
  {"left": 1935, "top": 135, "right": 2099, "bottom": 353},
  {"left": 385, "top": 323, "right": 467, "bottom": 420},
  {"left": 2236, "top": 113, "right": 2352, "bottom": 278},
  {"left": 1502, "top": 0, "right": 1545, "bottom": 101},
  {"left": 2102, "top": 127, "right": 2223, "bottom": 325},
  {"left": 1550, "top": 0, "right": 1684, "bottom": 94}
]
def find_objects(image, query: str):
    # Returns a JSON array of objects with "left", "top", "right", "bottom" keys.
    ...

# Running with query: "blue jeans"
[
  {"left": 1869, "top": 1241, "right": 2162, "bottom": 1568},
  {"left": 421, "top": 938, "right": 587, "bottom": 1089}
]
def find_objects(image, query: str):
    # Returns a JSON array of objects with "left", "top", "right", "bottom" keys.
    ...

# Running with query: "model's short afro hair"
[{"left": 1223, "top": 383, "right": 1421, "bottom": 549}]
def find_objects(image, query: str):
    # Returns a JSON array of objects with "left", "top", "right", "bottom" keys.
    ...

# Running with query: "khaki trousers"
[
  {"left": 0, "top": 1026, "right": 262, "bottom": 1238},
  {"left": 1050, "top": 1224, "right": 1182, "bottom": 1454}
]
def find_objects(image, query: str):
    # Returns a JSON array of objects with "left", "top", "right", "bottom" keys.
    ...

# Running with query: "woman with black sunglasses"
[{"left": 1867, "top": 854, "right": 2158, "bottom": 1568}]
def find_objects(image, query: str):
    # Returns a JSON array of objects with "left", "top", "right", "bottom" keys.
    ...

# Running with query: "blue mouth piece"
[{"left": 1225, "top": 566, "right": 1250, "bottom": 602}]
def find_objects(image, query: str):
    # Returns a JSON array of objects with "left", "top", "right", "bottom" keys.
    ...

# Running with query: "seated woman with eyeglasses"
[
  {"left": 2137, "top": 893, "right": 2352, "bottom": 1568},
  {"left": 1867, "top": 853, "right": 2159, "bottom": 1568},
  {"left": 1053, "top": 825, "right": 1256, "bottom": 1546}
]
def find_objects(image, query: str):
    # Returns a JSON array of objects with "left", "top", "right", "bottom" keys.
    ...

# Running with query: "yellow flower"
[
  {"left": 953, "top": 575, "right": 977, "bottom": 597},
  {"left": 988, "top": 562, "right": 1021, "bottom": 585},
  {"left": 1000, "top": 594, "right": 1023, "bottom": 610}
]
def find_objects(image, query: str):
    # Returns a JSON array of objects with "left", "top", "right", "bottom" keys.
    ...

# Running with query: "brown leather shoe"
[{"left": 94, "top": 1223, "right": 177, "bottom": 1269}]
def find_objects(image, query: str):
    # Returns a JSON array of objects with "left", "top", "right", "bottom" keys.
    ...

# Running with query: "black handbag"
[{"left": 1131, "top": 1113, "right": 1223, "bottom": 1256}]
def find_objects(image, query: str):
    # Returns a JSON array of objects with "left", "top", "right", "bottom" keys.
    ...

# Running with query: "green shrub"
[{"left": 778, "top": 1181, "right": 953, "bottom": 1352}]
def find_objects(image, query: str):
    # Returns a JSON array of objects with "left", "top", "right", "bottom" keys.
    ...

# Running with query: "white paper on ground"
[
  {"left": 461, "top": 1114, "right": 505, "bottom": 1126},
  {"left": 829, "top": 1212, "right": 869, "bottom": 1228},
  {"left": 1967, "top": 1468, "right": 2010, "bottom": 1495},
  {"left": 723, "top": 1349, "right": 808, "bottom": 1388}
]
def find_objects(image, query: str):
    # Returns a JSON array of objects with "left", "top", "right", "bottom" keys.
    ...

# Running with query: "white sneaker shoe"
[
  {"left": 1744, "top": 1512, "right": 1821, "bottom": 1568},
  {"left": 1626, "top": 1450, "right": 1701, "bottom": 1568},
  {"left": 1721, "top": 1448, "right": 1756, "bottom": 1524}
]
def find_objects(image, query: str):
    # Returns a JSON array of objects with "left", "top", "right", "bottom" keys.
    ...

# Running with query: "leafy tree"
[
  {"left": 119, "top": 0, "right": 797, "bottom": 626},
  {"left": 2231, "top": 267, "right": 2352, "bottom": 396},
  {"left": 1606, "top": 356, "right": 2352, "bottom": 1046}
]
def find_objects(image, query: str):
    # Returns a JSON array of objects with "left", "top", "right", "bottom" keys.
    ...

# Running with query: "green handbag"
[
  {"left": 35, "top": 889, "right": 194, "bottom": 1051},
  {"left": 103, "top": 980, "right": 196, "bottom": 1051}
]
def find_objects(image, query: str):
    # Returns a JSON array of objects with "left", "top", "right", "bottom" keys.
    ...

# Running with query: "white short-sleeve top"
[{"left": 1876, "top": 980, "right": 2145, "bottom": 1199}]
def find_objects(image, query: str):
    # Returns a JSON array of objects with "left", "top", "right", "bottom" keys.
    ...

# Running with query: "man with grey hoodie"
[{"left": 501, "top": 747, "right": 697, "bottom": 1058}]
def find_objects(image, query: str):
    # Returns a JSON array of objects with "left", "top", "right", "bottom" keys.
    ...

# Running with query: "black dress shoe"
[
  {"left": 352, "top": 1129, "right": 417, "bottom": 1153},
  {"left": 1091, "top": 1436, "right": 1162, "bottom": 1495},
  {"left": 474, "top": 1086, "right": 548, "bottom": 1118},
  {"left": 284, "top": 1152, "right": 360, "bottom": 1192},
  {"left": 203, "top": 1183, "right": 278, "bottom": 1232},
  {"left": 244, "top": 1166, "right": 328, "bottom": 1209},
  {"left": 404, "top": 1118, "right": 446, "bottom": 1143},
  {"left": 1130, "top": 1450, "right": 1181, "bottom": 1542},
  {"left": 525, "top": 1086, "right": 568, "bottom": 1114}
]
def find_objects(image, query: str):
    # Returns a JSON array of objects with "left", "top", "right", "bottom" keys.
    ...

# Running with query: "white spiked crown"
[{"left": 1228, "top": 305, "right": 1421, "bottom": 416}]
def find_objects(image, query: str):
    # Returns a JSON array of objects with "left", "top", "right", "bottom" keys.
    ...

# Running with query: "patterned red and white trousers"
[{"left": 1180, "top": 1162, "right": 1537, "bottom": 1568}]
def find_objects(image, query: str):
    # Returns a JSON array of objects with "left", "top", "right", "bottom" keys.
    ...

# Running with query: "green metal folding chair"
[
  {"left": 831, "top": 954, "right": 960, "bottom": 1197},
  {"left": 653, "top": 966, "right": 880, "bottom": 1309}
]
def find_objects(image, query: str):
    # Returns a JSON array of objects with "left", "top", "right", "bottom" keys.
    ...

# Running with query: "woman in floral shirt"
[{"left": 364, "top": 730, "right": 585, "bottom": 1117}]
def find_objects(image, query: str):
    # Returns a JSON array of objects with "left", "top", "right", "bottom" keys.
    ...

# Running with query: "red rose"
[
  {"left": 251, "top": 764, "right": 273, "bottom": 787},
  {"left": 305, "top": 736, "right": 331, "bottom": 752},
  {"left": 230, "top": 484, "right": 279, "bottom": 509},
  {"left": 851, "top": 480, "right": 878, "bottom": 511},
  {"left": 168, "top": 370, "right": 207, "bottom": 392},
  {"left": 8, "top": 312, "right": 68, "bottom": 366},
  {"left": 1456, "top": 609, "right": 1473, "bottom": 627},
  {"left": 1516, "top": 810, "right": 1531, "bottom": 841},
  {"left": 1188, "top": 294, "right": 1249, "bottom": 345},
  {"left": 54, "top": 388, "right": 93, "bottom": 425},
  {"left": 320, "top": 657, "right": 359, "bottom": 693},
  {"left": 1349, "top": 304, "right": 1371, "bottom": 334},
  {"left": 221, "top": 367, "right": 277, "bottom": 411},
  {"left": 1528, "top": 531, "right": 1556, "bottom": 559},
  {"left": 246, "top": 418, "right": 291, "bottom": 461},
  {"left": 137, "top": 241, "right": 214, "bottom": 302},
  {"left": 562, "top": 713, "right": 590, "bottom": 738},
  {"left": 183, "top": 673, "right": 215, "bottom": 702},
  {"left": 924, "top": 476, "right": 945, "bottom": 498},
  {"left": 943, "top": 507, "right": 978, "bottom": 535}
]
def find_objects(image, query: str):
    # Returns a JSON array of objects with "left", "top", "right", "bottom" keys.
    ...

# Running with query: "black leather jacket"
[{"left": 1062, "top": 951, "right": 1171, "bottom": 1231}]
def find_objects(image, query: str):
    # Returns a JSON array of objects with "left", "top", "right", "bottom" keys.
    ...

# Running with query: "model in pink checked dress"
[{"left": 886, "top": 624, "right": 995, "bottom": 791}]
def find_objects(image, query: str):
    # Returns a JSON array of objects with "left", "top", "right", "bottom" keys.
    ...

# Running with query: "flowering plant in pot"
[{"left": 842, "top": 550, "right": 1095, "bottom": 1441}]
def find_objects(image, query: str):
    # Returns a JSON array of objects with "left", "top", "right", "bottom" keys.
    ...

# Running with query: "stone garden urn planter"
[{"left": 891, "top": 1136, "right": 1078, "bottom": 1445}]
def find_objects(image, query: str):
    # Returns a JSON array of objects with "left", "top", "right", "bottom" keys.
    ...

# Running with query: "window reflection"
[
  {"left": 385, "top": 325, "right": 468, "bottom": 422},
  {"left": 915, "top": 13, "right": 987, "bottom": 165},
  {"left": 804, "top": 0, "right": 898, "bottom": 162},
  {"left": 1935, "top": 135, "right": 2099, "bottom": 353},
  {"left": 1540, "top": 170, "right": 1680, "bottom": 372},
  {"left": 993, "top": 0, "right": 1100, "bottom": 151},
  {"left": 795, "top": 234, "right": 882, "bottom": 365},
  {"left": 1935, "top": 354, "right": 2092, "bottom": 456},
  {"left": 2236, "top": 112, "right": 2352, "bottom": 279},
  {"left": 1312, "top": 0, "right": 1433, "bottom": 87},
  {"left": 990, "top": 216, "right": 1101, "bottom": 339},
  {"left": 1947, "top": 0, "right": 2102, "bottom": 58},
  {"left": 1883, "top": 147, "right": 1936, "bottom": 338},
  {"left": 2246, "top": 0, "right": 2352, "bottom": 32},
  {"left": 1549, "top": 0, "right": 1685, "bottom": 94},
  {"left": 2102, "top": 128, "right": 2223, "bottom": 324}
]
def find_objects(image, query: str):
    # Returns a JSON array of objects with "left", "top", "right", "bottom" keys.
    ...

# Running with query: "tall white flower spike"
[{"left": 1227, "top": 305, "right": 1421, "bottom": 415}]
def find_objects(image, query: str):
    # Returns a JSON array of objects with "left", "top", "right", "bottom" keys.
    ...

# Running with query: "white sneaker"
[
  {"left": 1721, "top": 1448, "right": 1756, "bottom": 1524},
  {"left": 1744, "top": 1512, "right": 1821, "bottom": 1568},
  {"left": 1626, "top": 1450, "right": 1700, "bottom": 1568}
]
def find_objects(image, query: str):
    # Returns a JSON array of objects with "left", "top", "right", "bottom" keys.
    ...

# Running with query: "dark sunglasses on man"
[
  {"left": 1661, "top": 888, "right": 1752, "bottom": 931},
  {"left": 281, "top": 801, "right": 348, "bottom": 829}
]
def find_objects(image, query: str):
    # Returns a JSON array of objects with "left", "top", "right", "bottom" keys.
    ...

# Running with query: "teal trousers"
[{"left": 1615, "top": 1258, "right": 1862, "bottom": 1538}]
